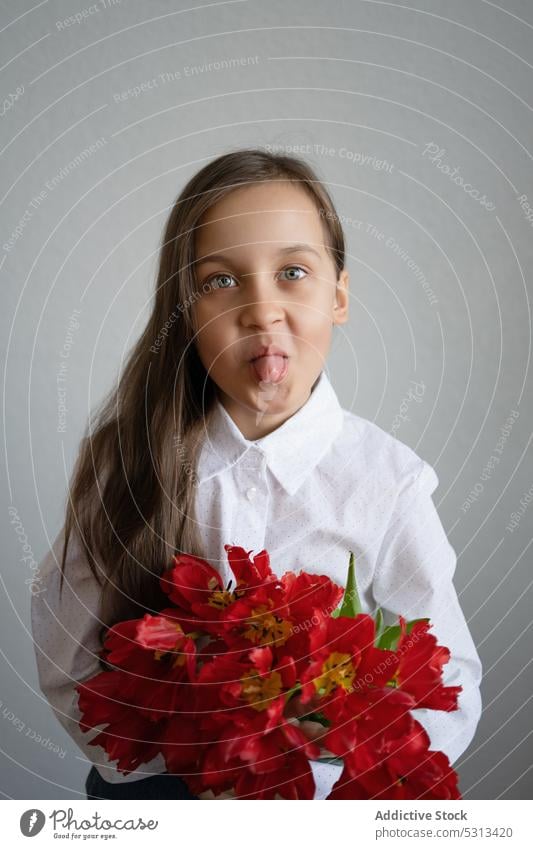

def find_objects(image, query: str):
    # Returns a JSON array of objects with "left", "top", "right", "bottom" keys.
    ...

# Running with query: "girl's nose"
[
  {"left": 240, "top": 299, "right": 286, "bottom": 329},
  {"left": 238, "top": 273, "right": 287, "bottom": 328}
]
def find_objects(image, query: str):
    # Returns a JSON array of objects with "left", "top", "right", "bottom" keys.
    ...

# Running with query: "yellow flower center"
[
  {"left": 243, "top": 604, "right": 292, "bottom": 647},
  {"left": 206, "top": 575, "right": 247, "bottom": 609},
  {"left": 314, "top": 651, "right": 356, "bottom": 696},
  {"left": 207, "top": 589, "right": 236, "bottom": 609},
  {"left": 241, "top": 669, "right": 283, "bottom": 711}
]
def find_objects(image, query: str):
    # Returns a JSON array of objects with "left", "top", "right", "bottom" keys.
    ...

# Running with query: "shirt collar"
[{"left": 197, "top": 370, "right": 344, "bottom": 496}]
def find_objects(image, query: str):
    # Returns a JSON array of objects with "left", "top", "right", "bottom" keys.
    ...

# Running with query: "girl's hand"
[
  {"left": 285, "top": 691, "right": 321, "bottom": 719},
  {"left": 295, "top": 718, "right": 329, "bottom": 747},
  {"left": 285, "top": 693, "right": 333, "bottom": 755}
]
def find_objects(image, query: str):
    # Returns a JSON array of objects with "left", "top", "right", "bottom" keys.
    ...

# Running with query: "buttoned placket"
[{"left": 231, "top": 446, "right": 270, "bottom": 551}]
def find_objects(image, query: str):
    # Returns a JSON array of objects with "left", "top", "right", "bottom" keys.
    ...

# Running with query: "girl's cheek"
[{"left": 191, "top": 300, "right": 212, "bottom": 330}]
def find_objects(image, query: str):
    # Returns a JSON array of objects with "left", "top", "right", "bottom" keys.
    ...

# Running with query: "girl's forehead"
[{"left": 195, "top": 183, "right": 328, "bottom": 258}]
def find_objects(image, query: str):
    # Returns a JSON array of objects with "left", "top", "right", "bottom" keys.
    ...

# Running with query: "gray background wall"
[{"left": 1, "top": 0, "right": 532, "bottom": 800}]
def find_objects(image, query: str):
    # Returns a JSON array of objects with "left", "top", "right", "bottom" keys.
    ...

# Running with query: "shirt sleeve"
[
  {"left": 30, "top": 524, "right": 166, "bottom": 784},
  {"left": 371, "top": 459, "right": 483, "bottom": 766}
]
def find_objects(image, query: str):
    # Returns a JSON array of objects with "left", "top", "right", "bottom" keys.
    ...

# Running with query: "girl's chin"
[{"left": 237, "top": 381, "right": 292, "bottom": 415}]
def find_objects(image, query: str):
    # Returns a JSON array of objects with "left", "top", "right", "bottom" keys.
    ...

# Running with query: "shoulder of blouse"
[{"left": 338, "top": 407, "right": 436, "bottom": 494}]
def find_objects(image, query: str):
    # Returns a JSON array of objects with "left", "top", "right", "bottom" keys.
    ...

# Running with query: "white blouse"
[{"left": 31, "top": 370, "right": 482, "bottom": 800}]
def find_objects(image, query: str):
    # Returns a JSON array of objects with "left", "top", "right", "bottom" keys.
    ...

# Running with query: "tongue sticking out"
[{"left": 250, "top": 355, "right": 288, "bottom": 384}]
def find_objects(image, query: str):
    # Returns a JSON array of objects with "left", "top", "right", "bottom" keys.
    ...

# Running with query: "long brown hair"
[{"left": 59, "top": 147, "right": 346, "bottom": 633}]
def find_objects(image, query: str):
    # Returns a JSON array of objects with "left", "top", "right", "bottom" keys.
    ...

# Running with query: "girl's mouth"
[{"left": 249, "top": 354, "right": 289, "bottom": 384}]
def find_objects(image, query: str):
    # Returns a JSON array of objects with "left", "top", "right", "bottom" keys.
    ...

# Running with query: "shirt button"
[{"left": 246, "top": 486, "right": 258, "bottom": 502}]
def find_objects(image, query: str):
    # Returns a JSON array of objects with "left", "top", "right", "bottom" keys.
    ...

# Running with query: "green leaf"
[
  {"left": 374, "top": 606, "right": 384, "bottom": 642},
  {"left": 284, "top": 683, "right": 301, "bottom": 704},
  {"left": 376, "top": 624, "right": 402, "bottom": 651},
  {"left": 375, "top": 616, "right": 431, "bottom": 651},
  {"left": 336, "top": 551, "right": 362, "bottom": 618},
  {"left": 406, "top": 617, "right": 430, "bottom": 633}
]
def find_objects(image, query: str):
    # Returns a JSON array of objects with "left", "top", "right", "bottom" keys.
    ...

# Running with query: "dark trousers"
[{"left": 85, "top": 765, "right": 198, "bottom": 799}]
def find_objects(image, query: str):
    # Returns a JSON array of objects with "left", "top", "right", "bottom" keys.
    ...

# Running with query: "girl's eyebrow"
[{"left": 194, "top": 243, "right": 322, "bottom": 266}]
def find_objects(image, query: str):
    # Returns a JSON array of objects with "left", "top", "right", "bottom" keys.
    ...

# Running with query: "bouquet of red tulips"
[{"left": 76, "top": 546, "right": 462, "bottom": 799}]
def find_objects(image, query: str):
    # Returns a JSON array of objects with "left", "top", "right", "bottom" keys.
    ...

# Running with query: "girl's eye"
[
  {"left": 208, "top": 273, "right": 237, "bottom": 290},
  {"left": 279, "top": 265, "right": 307, "bottom": 281},
  {"left": 205, "top": 265, "right": 307, "bottom": 290}
]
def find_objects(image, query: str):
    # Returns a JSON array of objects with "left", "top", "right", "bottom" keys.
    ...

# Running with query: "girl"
[{"left": 31, "top": 148, "right": 482, "bottom": 801}]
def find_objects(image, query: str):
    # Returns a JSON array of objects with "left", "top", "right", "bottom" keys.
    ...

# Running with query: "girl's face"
[{"left": 191, "top": 181, "right": 349, "bottom": 439}]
